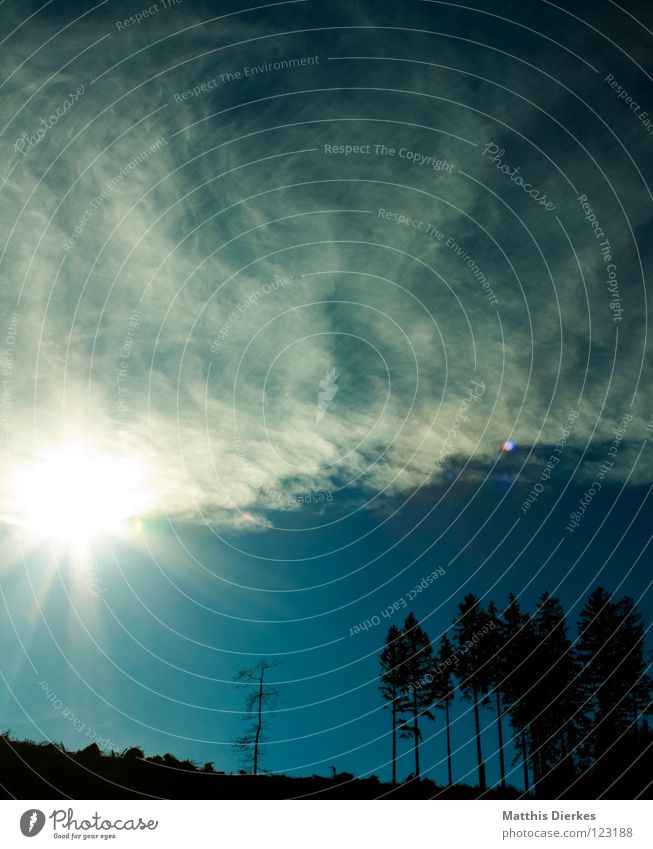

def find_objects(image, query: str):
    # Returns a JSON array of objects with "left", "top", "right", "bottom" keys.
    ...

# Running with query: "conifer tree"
[
  {"left": 529, "top": 592, "right": 580, "bottom": 792},
  {"left": 487, "top": 601, "right": 507, "bottom": 787},
  {"left": 577, "top": 589, "right": 651, "bottom": 762},
  {"left": 500, "top": 593, "right": 536, "bottom": 793},
  {"left": 398, "top": 612, "right": 434, "bottom": 779},
  {"left": 379, "top": 624, "right": 407, "bottom": 784},
  {"left": 614, "top": 597, "right": 650, "bottom": 729},
  {"left": 429, "top": 632, "right": 457, "bottom": 785},
  {"left": 454, "top": 594, "right": 491, "bottom": 791}
]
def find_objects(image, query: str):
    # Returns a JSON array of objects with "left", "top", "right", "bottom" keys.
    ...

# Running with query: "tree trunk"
[
  {"left": 253, "top": 669, "right": 264, "bottom": 775},
  {"left": 391, "top": 694, "right": 397, "bottom": 785},
  {"left": 445, "top": 696, "right": 453, "bottom": 786},
  {"left": 473, "top": 685, "right": 486, "bottom": 791},
  {"left": 521, "top": 729, "right": 530, "bottom": 793},
  {"left": 530, "top": 725, "right": 541, "bottom": 789},
  {"left": 496, "top": 690, "right": 506, "bottom": 787},
  {"left": 413, "top": 690, "right": 420, "bottom": 779}
]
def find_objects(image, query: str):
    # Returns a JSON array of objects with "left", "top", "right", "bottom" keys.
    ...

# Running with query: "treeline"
[{"left": 379, "top": 588, "right": 652, "bottom": 797}]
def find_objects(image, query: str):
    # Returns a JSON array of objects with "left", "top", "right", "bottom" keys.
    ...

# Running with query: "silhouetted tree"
[
  {"left": 487, "top": 601, "right": 507, "bottom": 788},
  {"left": 648, "top": 647, "right": 653, "bottom": 721},
  {"left": 398, "top": 613, "right": 434, "bottom": 779},
  {"left": 529, "top": 592, "right": 580, "bottom": 793},
  {"left": 616, "top": 597, "right": 651, "bottom": 728},
  {"left": 454, "top": 594, "right": 490, "bottom": 791},
  {"left": 233, "top": 660, "right": 280, "bottom": 775},
  {"left": 379, "top": 624, "right": 406, "bottom": 784},
  {"left": 500, "top": 593, "right": 535, "bottom": 793},
  {"left": 429, "top": 632, "right": 457, "bottom": 785},
  {"left": 577, "top": 589, "right": 651, "bottom": 765}
]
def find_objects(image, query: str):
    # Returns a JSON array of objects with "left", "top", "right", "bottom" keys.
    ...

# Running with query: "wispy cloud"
[{"left": 0, "top": 1, "right": 649, "bottom": 531}]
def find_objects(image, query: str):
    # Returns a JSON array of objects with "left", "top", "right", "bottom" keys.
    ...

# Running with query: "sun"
[{"left": 10, "top": 444, "right": 152, "bottom": 551}]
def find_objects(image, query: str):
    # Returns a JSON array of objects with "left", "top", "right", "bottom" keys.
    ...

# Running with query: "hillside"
[{"left": 1, "top": 733, "right": 650, "bottom": 799}]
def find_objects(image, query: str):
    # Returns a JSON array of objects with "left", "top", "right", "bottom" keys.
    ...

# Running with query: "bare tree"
[{"left": 233, "top": 660, "right": 280, "bottom": 774}]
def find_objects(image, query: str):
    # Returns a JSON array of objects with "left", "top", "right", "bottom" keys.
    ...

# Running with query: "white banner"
[{"left": 1, "top": 800, "right": 652, "bottom": 848}]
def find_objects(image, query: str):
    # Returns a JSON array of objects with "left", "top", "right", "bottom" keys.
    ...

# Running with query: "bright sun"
[{"left": 10, "top": 444, "right": 152, "bottom": 550}]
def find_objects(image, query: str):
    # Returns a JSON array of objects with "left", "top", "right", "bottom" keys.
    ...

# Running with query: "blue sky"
[{"left": 0, "top": 0, "right": 652, "bottom": 789}]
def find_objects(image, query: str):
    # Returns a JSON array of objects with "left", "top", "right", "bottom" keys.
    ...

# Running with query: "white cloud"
[{"left": 0, "top": 3, "right": 649, "bottom": 532}]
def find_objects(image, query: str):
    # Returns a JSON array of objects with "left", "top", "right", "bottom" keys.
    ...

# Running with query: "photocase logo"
[
  {"left": 316, "top": 367, "right": 339, "bottom": 425},
  {"left": 20, "top": 809, "right": 45, "bottom": 837}
]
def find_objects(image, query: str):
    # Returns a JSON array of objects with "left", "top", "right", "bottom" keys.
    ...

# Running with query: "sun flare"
[{"left": 9, "top": 444, "right": 152, "bottom": 550}]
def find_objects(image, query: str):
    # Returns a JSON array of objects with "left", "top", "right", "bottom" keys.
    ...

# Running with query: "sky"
[{"left": 0, "top": 0, "right": 652, "bottom": 790}]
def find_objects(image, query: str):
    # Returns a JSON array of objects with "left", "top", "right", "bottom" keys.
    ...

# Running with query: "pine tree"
[
  {"left": 529, "top": 592, "right": 580, "bottom": 793},
  {"left": 429, "top": 632, "right": 457, "bottom": 785},
  {"left": 487, "top": 601, "right": 507, "bottom": 788},
  {"left": 577, "top": 589, "right": 651, "bottom": 763},
  {"left": 379, "top": 624, "right": 407, "bottom": 784},
  {"left": 454, "top": 594, "right": 491, "bottom": 791},
  {"left": 500, "top": 593, "right": 536, "bottom": 793},
  {"left": 614, "top": 597, "right": 650, "bottom": 729},
  {"left": 398, "top": 612, "right": 434, "bottom": 779}
]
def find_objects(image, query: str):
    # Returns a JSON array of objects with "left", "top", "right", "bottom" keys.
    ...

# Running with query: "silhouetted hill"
[
  {"left": 1, "top": 732, "right": 650, "bottom": 799},
  {"left": 0, "top": 735, "right": 522, "bottom": 800}
]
